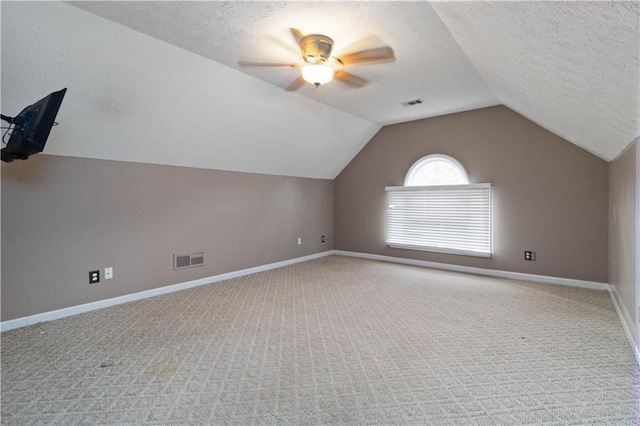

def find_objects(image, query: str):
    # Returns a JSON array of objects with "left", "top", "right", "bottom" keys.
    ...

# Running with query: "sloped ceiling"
[
  {"left": 431, "top": 1, "right": 640, "bottom": 161},
  {"left": 1, "top": 2, "right": 638, "bottom": 180},
  {"left": 1, "top": 2, "right": 380, "bottom": 179},
  {"left": 69, "top": 1, "right": 499, "bottom": 125}
]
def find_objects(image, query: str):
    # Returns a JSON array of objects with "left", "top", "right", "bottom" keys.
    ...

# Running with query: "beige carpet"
[{"left": 1, "top": 255, "right": 638, "bottom": 425}]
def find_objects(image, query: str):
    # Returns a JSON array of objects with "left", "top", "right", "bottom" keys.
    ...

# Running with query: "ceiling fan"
[{"left": 237, "top": 28, "right": 395, "bottom": 91}]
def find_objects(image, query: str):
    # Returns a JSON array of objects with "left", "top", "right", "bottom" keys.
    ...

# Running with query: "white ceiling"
[
  {"left": 2, "top": 1, "right": 638, "bottom": 180},
  {"left": 431, "top": 0, "right": 640, "bottom": 161},
  {"left": 69, "top": 1, "right": 499, "bottom": 126},
  {"left": 1, "top": 2, "right": 380, "bottom": 179}
]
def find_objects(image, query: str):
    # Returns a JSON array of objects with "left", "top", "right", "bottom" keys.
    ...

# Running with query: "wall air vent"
[
  {"left": 174, "top": 252, "right": 204, "bottom": 270},
  {"left": 401, "top": 99, "right": 424, "bottom": 107}
]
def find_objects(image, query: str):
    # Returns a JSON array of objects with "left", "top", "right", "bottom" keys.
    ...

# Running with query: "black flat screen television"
[{"left": 1, "top": 88, "right": 67, "bottom": 162}]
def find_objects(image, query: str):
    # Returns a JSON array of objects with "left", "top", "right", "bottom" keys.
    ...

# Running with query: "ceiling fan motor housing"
[{"left": 300, "top": 34, "right": 334, "bottom": 64}]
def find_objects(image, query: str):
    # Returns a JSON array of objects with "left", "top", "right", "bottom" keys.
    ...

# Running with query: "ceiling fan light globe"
[{"left": 301, "top": 64, "right": 334, "bottom": 86}]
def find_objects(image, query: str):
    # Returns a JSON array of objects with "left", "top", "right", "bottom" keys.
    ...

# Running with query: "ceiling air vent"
[
  {"left": 401, "top": 99, "right": 423, "bottom": 107},
  {"left": 174, "top": 252, "right": 204, "bottom": 270}
]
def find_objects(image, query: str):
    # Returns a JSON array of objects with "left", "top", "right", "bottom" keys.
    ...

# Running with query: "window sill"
[{"left": 387, "top": 243, "right": 493, "bottom": 259}]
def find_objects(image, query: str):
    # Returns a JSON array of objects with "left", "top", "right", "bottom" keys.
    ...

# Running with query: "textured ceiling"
[
  {"left": 1, "top": 2, "right": 379, "bottom": 179},
  {"left": 70, "top": 1, "right": 499, "bottom": 126},
  {"left": 2, "top": 1, "right": 638, "bottom": 179},
  {"left": 431, "top": 0, "right": 640, "bottom": 161}
]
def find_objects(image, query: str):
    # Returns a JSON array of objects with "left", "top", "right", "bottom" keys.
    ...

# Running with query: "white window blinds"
[{"left": 386, "top": 183, "right": 492, "bottom": 258}]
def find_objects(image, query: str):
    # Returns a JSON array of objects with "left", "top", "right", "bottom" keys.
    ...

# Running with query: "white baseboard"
[
  {"left": 609, "top": 285, "right": 640, "bottom": 366},
  {"left": 333, "top": 250, "right": 610, "bottom": 290},
  {"left": 0, "top": 250, "right": 334, "bottom": 332},
  {"left": 0, "top": 250, "right": 617, "bottom": 335}
]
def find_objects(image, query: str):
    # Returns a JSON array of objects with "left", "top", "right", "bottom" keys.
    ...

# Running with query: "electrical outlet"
[
  {"left": 524, "top": 251, "right": 536, "bottom": 261},
  {"left": 104, "top": 267, "right": 113, "bottom": 280},
  {"left": 321, "top": 235, "right": 325, "bottom": 243},
  {"left": 297, "top": 237, "right": 302, "bottom": 245},
  {"left": 89, "top": 270, "right": 100, "bottom": 284}
]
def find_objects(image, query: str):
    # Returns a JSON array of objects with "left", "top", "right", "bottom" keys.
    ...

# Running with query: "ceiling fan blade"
[
  {"left": 237, "top": 60, "right": 297, "bottom": 68},
  {"left": 266, "top": 35, "right": 302, "bottom": 57},
  {"left": 337, "top": 46, "right": 395, "bottom": 66},
  {"left": 289, "top": 27, "right": 304, "bottom": 48},
  {"left": 285, "top": 75, "right": 306, "bottom": 91},
  {"left": 335, "top": 34, "right": 382, "bottom": 57},
  {"left": 334, "top": 70, "right": 367, "bottom": 89}
]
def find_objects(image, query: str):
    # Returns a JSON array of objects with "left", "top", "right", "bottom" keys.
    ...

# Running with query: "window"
[
  {"left": 386, "top": 154, "right": 492, "bottom": 258},
  {"left": 404, "top": 154, "right": 469, "bottom": 186}
]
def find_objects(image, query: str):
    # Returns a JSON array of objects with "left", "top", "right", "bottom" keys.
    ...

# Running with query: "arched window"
[
  {"left": 405, "top": 154, "right": 469, "bottom": 186},
  {"left": 386, "top": 154, "right": 493, "bottom": 258}
]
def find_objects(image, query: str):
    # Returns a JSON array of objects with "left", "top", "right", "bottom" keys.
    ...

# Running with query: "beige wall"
[
  {"left": 335, "top": 106, "right": 609, "bottom": 282},
  {"left": 609, "top": 139, "right": 638, "bottom": 341},
  {"left": 1, "top": 155, "right": 333, "bottom": 321}
]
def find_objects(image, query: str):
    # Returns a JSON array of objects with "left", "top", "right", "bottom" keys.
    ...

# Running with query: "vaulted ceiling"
[{"left": 1, "top": 1, "right": 638, "bottom": 179}]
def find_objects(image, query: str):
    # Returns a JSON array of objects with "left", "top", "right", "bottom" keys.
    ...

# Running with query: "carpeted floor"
[{"left": 1, "top": 255, "right": 639, "bottom": 425}]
